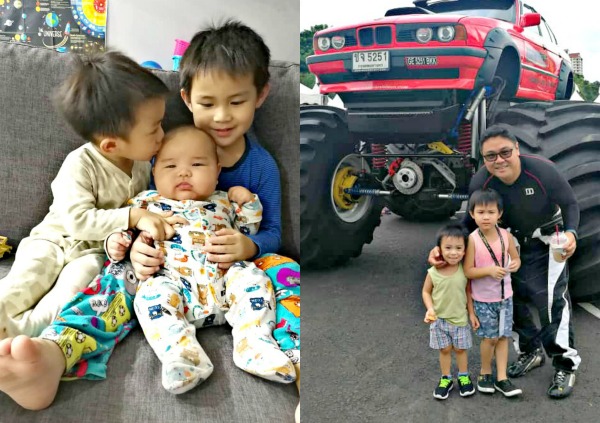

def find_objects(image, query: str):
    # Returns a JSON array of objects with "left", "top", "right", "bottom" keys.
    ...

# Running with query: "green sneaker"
[
  {"left": 458, "top": 374, "right": 475, "bottom": 397},
  {"left": 433, "top": 376, "right": 453, "bottom": 400}
]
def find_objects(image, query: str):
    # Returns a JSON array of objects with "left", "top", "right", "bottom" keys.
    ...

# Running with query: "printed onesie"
[{"left": 131, "top": 190, "right": 295, "bottom": 393}]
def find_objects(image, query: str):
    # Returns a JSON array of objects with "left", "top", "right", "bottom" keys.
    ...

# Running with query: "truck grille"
[
  {"left": 327, "top": 23, "right": 454, "bottom": 48},
  {"left": 358, "top": 26, "right": 392, "bottom": 46}
]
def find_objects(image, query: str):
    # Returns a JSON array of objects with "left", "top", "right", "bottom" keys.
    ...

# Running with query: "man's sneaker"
[
  {"left": 547, "top": 370, "right": 576, "bottom": 399},
  {"left": 458, "top": 374, "right": 475, "bottom": 397},
  {"left": 494, "top": 379, "right": 523, "bottom": 397},
  {"left": 433, "top": 376, "right": 453, "bottom": 400},
  {"left": 477, "top": 374, "right": 495, "bottom": 394},
  {"left": 507, "top": 347, "right": 545, "bottom": 378}
]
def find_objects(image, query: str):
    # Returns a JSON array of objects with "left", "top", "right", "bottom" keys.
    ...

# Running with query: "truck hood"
[
  {"left": 316, "top": 14, "right": 507, "bottom": 37},
  {"left": 317, "top": 14, "right": 465, "bottom": 35}
]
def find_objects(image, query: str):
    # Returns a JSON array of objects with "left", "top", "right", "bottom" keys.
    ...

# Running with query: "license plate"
[
  {"left": 352, "top": 50, "right": 389, "bottom": 72},
  {"left": 405, "top": 56, "right": 438, "bottom": 66}
]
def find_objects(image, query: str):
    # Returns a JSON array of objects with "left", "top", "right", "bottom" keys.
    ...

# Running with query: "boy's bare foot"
[{"left": 0, "top": 335, "right": 65, "bottom": 410}]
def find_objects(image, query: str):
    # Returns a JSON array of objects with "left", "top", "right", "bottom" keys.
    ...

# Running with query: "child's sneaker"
[
  {"left": 433, "top": 376, "right": 453, "bottom": 400},
  {"left": 477, "top": 374, "right": 495, "bottom": 394},
  {"left": 494, "top": 379, "right": 522, "bottom": 397},
  {"left": 458, "top": 374, "right": 475, "bottom": 397}
]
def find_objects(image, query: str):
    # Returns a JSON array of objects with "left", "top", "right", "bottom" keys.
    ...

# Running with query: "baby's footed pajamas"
[{"left": 132, "top": 190, "right": 295, "bottom": 394}]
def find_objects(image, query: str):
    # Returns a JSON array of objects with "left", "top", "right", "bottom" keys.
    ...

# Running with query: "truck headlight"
[
  {"left": 437, "top": 26, "right": 455, "bottom": 42},
  {"left": 317, "top": 37, "right": 331, "bottom": 51},
  {"left": 331, "top": 35, "right": 345, "bottom": 49},
  {"left": 416, "top": 28, "right": 433, "bottom": 43}
]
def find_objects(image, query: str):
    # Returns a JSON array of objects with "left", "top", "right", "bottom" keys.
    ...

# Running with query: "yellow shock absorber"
[
  {"left": 427, "top": 141, "right": 454, "bottom": 154},
  {"left": 332, "top": 167, "right": 358, "bottom": 210}
]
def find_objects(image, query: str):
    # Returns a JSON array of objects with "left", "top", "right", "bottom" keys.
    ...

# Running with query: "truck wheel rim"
[{"left": 330, "top": 155, "right": 373, "bottom": 223}]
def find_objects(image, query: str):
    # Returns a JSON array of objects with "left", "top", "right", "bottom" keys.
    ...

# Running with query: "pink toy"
[{"left": 173, "top": 39, "right": 190, "bottom": 56}]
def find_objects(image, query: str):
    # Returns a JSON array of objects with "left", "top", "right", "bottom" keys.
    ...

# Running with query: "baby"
[{"left": 114, "top": 125, "right": 295, "bottom": 393}]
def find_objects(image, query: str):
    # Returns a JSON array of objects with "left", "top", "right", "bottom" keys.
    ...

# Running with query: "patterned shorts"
[
  {"left": 473, "top": 297, "right": 513, "bottom": 339},
  {"left": 429, "top": 317, "right": 472, "bottom": 350}
]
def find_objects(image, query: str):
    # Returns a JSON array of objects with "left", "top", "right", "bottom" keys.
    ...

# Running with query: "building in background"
[{"left": 569, "top": 52, "right": 583, "bottom": 75}]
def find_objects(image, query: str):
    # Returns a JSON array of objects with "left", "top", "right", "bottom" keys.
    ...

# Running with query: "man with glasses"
[{"left": 429, "top": 126, "right": 580, "bottom": 399}]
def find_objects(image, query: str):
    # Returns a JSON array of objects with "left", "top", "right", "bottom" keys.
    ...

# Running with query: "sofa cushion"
[{"left": 0, "top": 42, "right": 299, "bottom": 261}]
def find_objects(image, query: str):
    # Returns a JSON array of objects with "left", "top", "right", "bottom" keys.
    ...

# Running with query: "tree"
[
  {"left": 300, "top": 24, "right": 328, "bottom": 89},
  {"left": 573, "top": 74, "right": 600, "bottom": 102}
]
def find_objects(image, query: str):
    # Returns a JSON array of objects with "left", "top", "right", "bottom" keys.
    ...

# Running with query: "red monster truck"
[{"left": 301, "top": 0, "right": 600, "bottom": 300}]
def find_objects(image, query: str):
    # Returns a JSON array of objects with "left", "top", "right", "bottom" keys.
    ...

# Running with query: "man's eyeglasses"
[{"left": 482, "top": 148, "right": 514, "bottom": 162}]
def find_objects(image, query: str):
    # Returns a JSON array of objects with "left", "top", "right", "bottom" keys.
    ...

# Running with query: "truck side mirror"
[{"left": 520, "top": 13, "right": 541, "bottom": 28}]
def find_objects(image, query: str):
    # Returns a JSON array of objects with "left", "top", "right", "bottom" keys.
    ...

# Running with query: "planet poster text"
[{"left": 0, "top": 0, "right": 106, "bottom": 54}]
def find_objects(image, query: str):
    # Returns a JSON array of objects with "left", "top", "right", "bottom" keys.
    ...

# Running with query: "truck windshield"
[{"left": 416, "top": 0, "right": 516, "bottom": 23}]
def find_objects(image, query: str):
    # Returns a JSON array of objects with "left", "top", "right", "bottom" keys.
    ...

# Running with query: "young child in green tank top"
[{"left": 422, "top": 223, "right": 479, "bottom": 400}]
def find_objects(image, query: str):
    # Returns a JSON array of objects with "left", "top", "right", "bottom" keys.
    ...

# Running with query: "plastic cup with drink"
[{"left": 550, "top": 227, "right": 568, "bottom": 262}]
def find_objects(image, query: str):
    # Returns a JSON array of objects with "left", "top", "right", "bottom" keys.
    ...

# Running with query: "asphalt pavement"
[{"left": 302, "top": 212, "right": 600, "bottom": 423}]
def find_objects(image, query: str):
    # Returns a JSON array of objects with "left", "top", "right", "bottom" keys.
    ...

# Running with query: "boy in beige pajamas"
[{"left": 0, "top": 51, "right": 180, "bottom": 339}]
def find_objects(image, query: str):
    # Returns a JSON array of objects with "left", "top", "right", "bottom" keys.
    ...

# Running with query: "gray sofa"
[{"left": 0, "top": 42, "right": 299, "bottom": 422}]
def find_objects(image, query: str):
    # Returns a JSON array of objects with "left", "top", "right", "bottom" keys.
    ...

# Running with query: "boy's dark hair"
[
  {"left": 479, "top": 125, "right": 518, "bottom": 147},
  {"left": 436, "top": 223, "right": 469, "bottom": 249},
  {"left": 179, "top": 20, "right": 271, "bottom": 94},
  {"left": 162, "top": 92, "right": 195, "bottom": 133},
  {"left": 468, "top": 188, "right": 504, "bottom": 213},
  {"left": 55, "top": 50, "right": 170, "bottom": 142}
]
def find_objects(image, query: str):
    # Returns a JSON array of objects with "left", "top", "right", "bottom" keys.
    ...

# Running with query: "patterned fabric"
[
  {"left": 429, "top": 317, "right": 472, "bottom": 350},
  {"left": 131, "top": 191, "right": 294, "bottom": 392},
  {"left": 473, "top": 297, "right": 514, "bottom": 338},
  {"left": 254, "top": 254, "right": 300, "bottom": 364},
  {"left": 39, "top": 260, "right": 138, "bottom": 380}
]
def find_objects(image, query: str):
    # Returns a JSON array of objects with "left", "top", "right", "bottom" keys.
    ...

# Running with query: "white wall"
[{"left": 106, "top": 0, "right": 299, "bottom": 70}]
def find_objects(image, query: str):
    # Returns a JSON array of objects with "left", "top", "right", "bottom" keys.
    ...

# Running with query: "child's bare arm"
[
  {"left": 422, "top": 273, "right": 437, "bottom": 323},
  {"left": 507, "top": 234, "right": 521, "bottom": 273},
  {"left": 466, "top": 281, "right": 480, "bottom": 329}
]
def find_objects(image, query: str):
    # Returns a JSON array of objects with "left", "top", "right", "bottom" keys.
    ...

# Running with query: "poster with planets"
[{"left": 0, "top": 0, "right": 106, "bottom": 54}]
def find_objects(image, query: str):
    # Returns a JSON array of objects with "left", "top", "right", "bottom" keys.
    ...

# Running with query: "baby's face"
[{"left": 153, "top": 127, "right": 220, "bottom": 201}]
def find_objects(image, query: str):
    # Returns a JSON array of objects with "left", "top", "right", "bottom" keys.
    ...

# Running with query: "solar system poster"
[{"left": 0, "top": 0, "right": 106, "bottom": 54}]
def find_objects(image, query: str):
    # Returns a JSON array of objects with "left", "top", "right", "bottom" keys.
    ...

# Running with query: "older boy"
[{"left": 131, "top": 20, "right": 280, "bottom": 275}]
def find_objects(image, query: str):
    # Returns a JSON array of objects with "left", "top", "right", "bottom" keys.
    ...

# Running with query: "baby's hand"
[
  {"left": 106, "top": 231, "right": 132, "bottom": 262},
  {"left": 489, "top": 266, "right": 508, "bottom": 280},
  {"left": 228, "top": 186, "right": 254, "bottom": 205},
  {"left": 424, "top": 309, "right": 437, "bottom": 324}
]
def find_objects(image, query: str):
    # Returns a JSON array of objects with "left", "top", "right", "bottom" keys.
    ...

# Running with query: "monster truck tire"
[
  {"left": 300, "top": 106, "right": 382, "bottom": 269},
  {"left": 492, "top": 101, "right": 600, "bottom": 301},
  {"left": 386, "top": 193, "right": 460, "bottom": 222}
]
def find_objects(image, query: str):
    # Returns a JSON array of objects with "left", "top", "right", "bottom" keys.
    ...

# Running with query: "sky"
[{"left": 301, "top": 0, "right": 600, "bottom": 82}]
